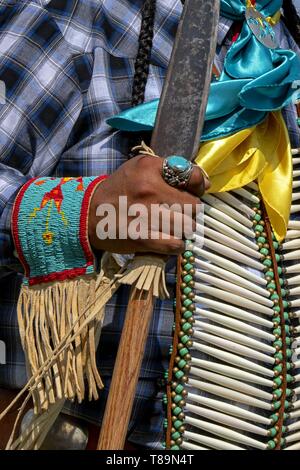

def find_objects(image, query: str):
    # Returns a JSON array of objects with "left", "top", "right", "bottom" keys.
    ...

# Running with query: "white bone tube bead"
[
  {"left": 183, "top": 430, "right": 244, "bottom": 451},
  {"left": 289, "top": 409, "right": 300, "bottom": 420},
  {"left": 193, "top": 331, "right": 275, "bottom": 365},
  {"left": 185, "top": 403, "right": 268, "bottom": 437},
  {"left": 293, "top": 359, "right": 300, "bottom": 368},
  {"left": 199, "top": 237, "right": 263, "bottom": 271},
  {"left": 202, "top": 194, "right": 253, "bottom": 227},
  {"left": 185, "top": 416, "right": 267, "bottom": 450},
  {"left": 282, "top": 239, "right": 300, "bottom": 250},
  {"left": 293, "top": 374, "right": 300, "bottom": 383},
  {"left": 289, "top": 286, "right": 300, "bottom": 296},
  {"left": 247, "top": 181, "right": 259, "bottom": 191},
  {"left": 290, "top": 300, "right": 300, "bottom": 309},
  {"left": 194, "top": 259, "right": 269, "bottom": 297},
  {"left": 232, "top": 188, "right": 260, "bottom": 204},
  {"left": 293, "top": 169, "right": 300, "bottom": 177},
  {"left": 291, "top": 205, "right": 300, "bottom": 214},
  {"left": 292, "top": 181, "right": 300, "bottom": 190},
  {"left": 292, "top": 193, "right": 300, "bottom": 202},
  {"left": 189, "top": 363, "right": 272, "bottom": 400},
  {"left": 286, "top": 275, "right": 300, "bottom": 286},
  {"left": 287, "top": 421, "right": 300, "bottom": 432},
  {"left": 203, "top": 205, "right": 255, "bottom": 238},
  {"left": 187, "top": 392, "right": 272, "bottom": 425},
  {"left": 291, "top": 400, "right": 300, "bottom": 410},
  {"left": 215, "top": 192, "right": 256, "bottom": 217},
  {"left": 284, "top": 442, "right": 300, "bottom": 450},
  {"left": 188, "top": 378, "right": 272, "bottom": 411},
  {"left": 286, "top": 230, "right": 300, "bottom": 239},
  {"left": 194, "top": 283, "right": 273, "bottom": 317},
  {"left": 193, "top": 246, "right": 266, "bottom": 285},
  {"left": 285, "top": 264, "right": 300, "bottom": 274},
  {"left": 283, "top": 250, "right": 300, "bottom": 261},
  {"left": 192, "top": 343, "right": 274, "bottom": 378},
  {"left": 181, "top": 441, "right": 208, "bottom": 451},
  {"left": 292, "top": 149, "right": 300, "bottom": 155},
  {"left": 288, "top": 220, "right": 300, "bottom": 230},
  {"left": 190, "top": 358, "right": 273, "bottom": 387},
  {"left": 203, "top": 214, "right": 258, "bottom": 250},
  {"left": 195, "top": 295, "right": 273, "bottom": 328},
  {"left": 195, "top": 271, "right": 272, "bottom": 306},
  {"left": 285, "top": 431, "right": 300, "bottom": 444},
  {"left": 203, "top": 226, "right": 261, "bottom": 259},
  {"left": 194, "top": 319, "right": 275, "bottom": 354},
  {"left": 195, "top": 308, "right": 275, "bottom": 343}
]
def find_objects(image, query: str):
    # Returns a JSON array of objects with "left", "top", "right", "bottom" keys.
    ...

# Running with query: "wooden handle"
[{"left": 97, "top": 285, "right": 155, "bottom": 449}]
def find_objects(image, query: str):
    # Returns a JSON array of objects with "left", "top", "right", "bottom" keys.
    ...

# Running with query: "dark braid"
[
  {"left": 282, "top": 0, "right": 300, "bottom": 47},
  {"left": 131, "top": 0, "right": 157, "bottom": 107}
]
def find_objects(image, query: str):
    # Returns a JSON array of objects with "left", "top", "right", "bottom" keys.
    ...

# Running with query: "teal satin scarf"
[{"left": 107, "top": 0, "right": 300, "bottom": 142}]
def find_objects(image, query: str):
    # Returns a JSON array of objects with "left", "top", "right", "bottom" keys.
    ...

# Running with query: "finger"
[
  {"left": 186, "top": 164, "right": 210, "bottom": 197},
  {"left": 156, "top": 209, "right": 196, "bottom": 239},
  {"left": 137, "top": 232, "right": 185, "bottom": 255}
]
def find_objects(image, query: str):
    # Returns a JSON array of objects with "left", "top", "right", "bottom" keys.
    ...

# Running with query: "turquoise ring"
[{"left": 162, "top": 156, "right": 194, "bottom": 189}]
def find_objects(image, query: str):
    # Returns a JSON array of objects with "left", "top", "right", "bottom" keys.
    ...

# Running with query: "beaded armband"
[
  {"left": 12, "top": 176, "right": 107, "bottom": 285},
  {"left": 11, "top": 175, "right": 108, "bottom": 412}
]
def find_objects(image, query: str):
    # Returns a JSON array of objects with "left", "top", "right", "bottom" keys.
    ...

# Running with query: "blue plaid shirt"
[{"left": 0, "top": 0, "right": 299, "bottom": 448}]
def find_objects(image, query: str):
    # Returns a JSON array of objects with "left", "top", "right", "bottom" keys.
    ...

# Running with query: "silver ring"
[{"left": 162, "top": 155, "right": 194, "bottom": 189}]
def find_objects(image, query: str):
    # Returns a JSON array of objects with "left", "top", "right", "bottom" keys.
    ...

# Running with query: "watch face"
[{"left": 246, "top": 7, "right": 278, "bottom": 49}]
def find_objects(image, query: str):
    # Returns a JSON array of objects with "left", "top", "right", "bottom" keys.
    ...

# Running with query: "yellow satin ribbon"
[{"left": 195, "top": 111, "right": 292, "bottom": 242}]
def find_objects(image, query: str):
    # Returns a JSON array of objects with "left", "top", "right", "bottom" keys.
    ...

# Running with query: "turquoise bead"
[
  {"left": 266, "top": 271, "right": 274, "bottom": 279},
  {"left": 297, "top": 117, "right": 300, "bottom": 126},
  {"left": 183, "top": 251, "right": 193, "bottom": 259},
  {"left": 287, "top": 374, "right": 294, "bottom": 383},
  {"left": 277, "top": 267, "right": 282, "bottom": 275},
  {"left": 274, "top": 364, "right": 283, "bottom": 374},
  {"left": 274, "top": 352, "right": 283, "bottom": 361},
  {"left": 183, "top": 299, "right": 193, "bottom": 308},
  {"left": 179, "top": 347, "right": 189, "bottom": 357},
  {"left": 273, "top": 401, "right": 281, "bottom": 410},
  {"left": 173, "top": 394, "right": 183, "bottom": 404},
  {"left": 273, "top": 241, "right": 279, "bottom": 249},
  {"left": 174, "top": 420, "right": 183, "bottom": 429},
  {"left": 180, "top": 335, "right": 190, "bottom": 344},
  {"left": 184, "top": 263, "right": 193, "bottom": 272},
  {"left": 273, "top": 377, "right": 282, "bottom": 387},
  {"left": 260, "top": 248, "right": 269, "bottom": 256},
  {"left": 273, "top": 339, "right": 282, "bottom": 349},
  {"left": 183, "top": 287, "right": 192, "bottom": 295},
  {"left": 255, "top": 224, "right": 264, "bottom": 233},
  {"left": 268, "top": 440, "right": 276, "bottom": 449},
  {"left": 171, "top": 446, "right": 180, "bottom": 450},
  {"left": 271, "top": 293, "right": 279, "bottom": 301},
  {"left": 268, "top": 427, "right": 277, "bottom": 438},
  {"left": 183, "top": 311, "right": 193, "bottom": 320},
  {"left": 273, "top": 306, "right": 280, "bottom": 313},
  {"left": 171, "top": 432, "right": 181, "bottom": 440},
  {"left": 174, "top": 384, "right": 184, "bottom": 394},
  {"left": 258, "top": 237, "right": 266, "bottom": 244},
  {"left": 286, "top": 349, "right": 293, "bottom": 359},
  {"left": 173, "top": 406, "right": 182, "bottom": 416},
  {"left": 273, "top": 389, "right": 282, "bottom": 399},
  {"left": 163, "top": 419, "right": 168, "bottom": 429},
  {"left": 177, "top": 359, "right": 187, "bottom": 369},
  {"left": 183, "top": 274, "right": 193, "bottom": 283},
  {"left": 263, "top": 259, "right": 272, "bottom": 267},
  {"left": 267, "top": 282, "right": 276, "bottom": 290},
  {"left": 273, "top": 317, "right": 280, "bottom": 325},
  {"left": 175, "top": 370, "right": 184, "bottom": 380},
  {"left": 270, "top": 413, "right": 279, "bottom": 424},
  {"left": 182, "top": 322, "right": 192, "bottom": 332}
]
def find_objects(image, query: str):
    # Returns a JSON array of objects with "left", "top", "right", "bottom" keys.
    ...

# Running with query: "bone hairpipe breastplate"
[{"left": 165, "top": 145, "right": 300, "bottom": 451}]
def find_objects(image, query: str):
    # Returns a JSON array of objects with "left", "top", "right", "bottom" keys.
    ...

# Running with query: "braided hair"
[{"left": 282, "top": 0, "right": 300, "bottom": 47}]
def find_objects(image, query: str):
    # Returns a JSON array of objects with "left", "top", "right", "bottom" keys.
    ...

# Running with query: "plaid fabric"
[{"left": 0, "top": 0, "right": 299, "bottom": 448}]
